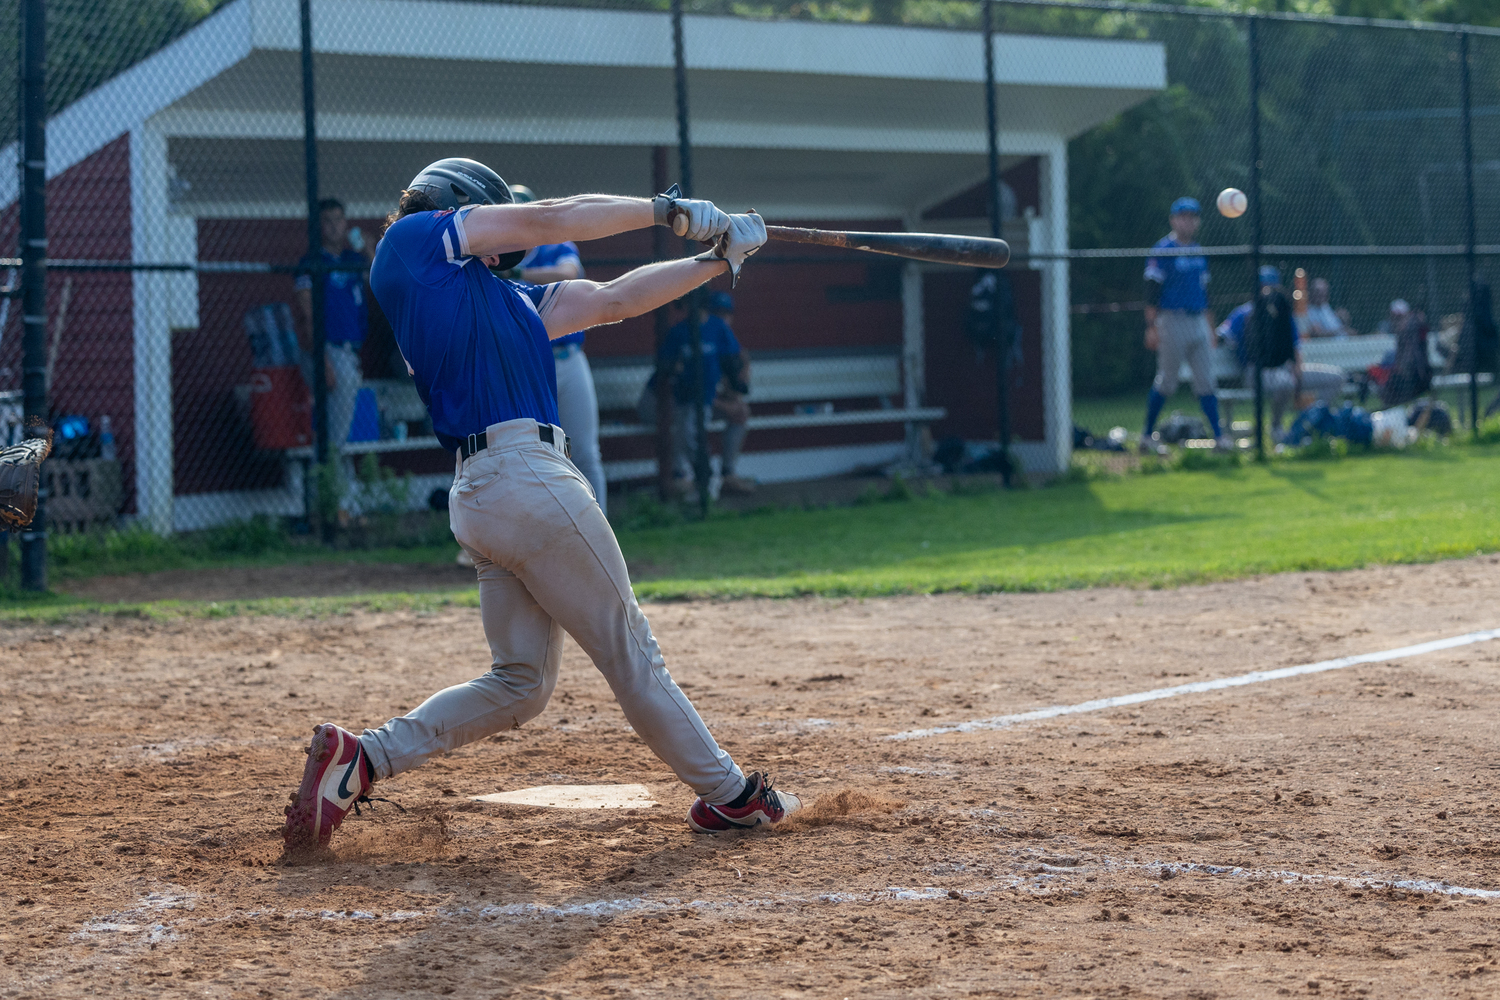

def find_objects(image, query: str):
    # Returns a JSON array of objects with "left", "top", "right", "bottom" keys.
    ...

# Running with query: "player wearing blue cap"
[
  {"left": 1217, "top": 266, "right": 1345, "bottom": 435},
  {"left": 282, "top": 158, "right": 800, "bottom": 850},
  {"left": 508, "top": 184, "right": 608, "bottom": 516},
  {"left": 1143, "top": 197, "right": 1225, "bottom": 450}
]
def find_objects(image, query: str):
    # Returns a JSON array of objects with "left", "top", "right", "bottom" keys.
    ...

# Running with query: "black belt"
[{"left": 458, "top": 424, "right": 569, "bottom": 461}]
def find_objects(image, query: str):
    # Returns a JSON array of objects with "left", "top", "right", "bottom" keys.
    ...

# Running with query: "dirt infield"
[{"left": 5, "top": 555, "right": 1500, "bottom": 998}]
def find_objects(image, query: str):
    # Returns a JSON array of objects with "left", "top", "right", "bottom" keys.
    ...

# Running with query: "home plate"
[{"left": 471, "top": 784, "right": 658, "bottom": 809}]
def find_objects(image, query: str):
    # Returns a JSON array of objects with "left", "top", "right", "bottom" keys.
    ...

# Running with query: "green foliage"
[
  {"left": 310, "top": 460, "right": 346, "bottom": 531},
  {"left": 1477, "top": 414, "right": 1500, "bottom": 445},
  {"left": 617, "top": 491, "right": 688, "bottom": 531}
]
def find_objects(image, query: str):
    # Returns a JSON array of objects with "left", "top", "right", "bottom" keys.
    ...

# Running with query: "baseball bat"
[
  {"left": 669, "top": 211, "right": 1009, "bottom": 268},
  {"left": 763, "top": 225, "right": 1009, "bottom": 269}
]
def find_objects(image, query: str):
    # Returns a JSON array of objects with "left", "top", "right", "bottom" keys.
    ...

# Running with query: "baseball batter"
[
  {"left": 1142, "top": 196, "right": 1225, "bottom": 450},
  {"left": 282, "top": 158, "right": 799, "bottom": 849}
]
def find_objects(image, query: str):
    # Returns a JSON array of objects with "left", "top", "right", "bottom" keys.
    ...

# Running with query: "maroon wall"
[
  {"left": 923, "top": 267, "right": 1045, "bottom": 443},
  {"left": 0, "top": 135, "right": 138, "bottom": 509}
]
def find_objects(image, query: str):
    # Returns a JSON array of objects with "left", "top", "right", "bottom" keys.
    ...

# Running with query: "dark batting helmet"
[{"left": 406, "top": 158, "right": 526, "bottom": 269}]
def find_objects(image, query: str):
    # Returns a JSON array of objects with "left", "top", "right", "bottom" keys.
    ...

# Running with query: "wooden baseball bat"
[{"left": 668, "top": 209, "right": 1009, "bottom": 268}]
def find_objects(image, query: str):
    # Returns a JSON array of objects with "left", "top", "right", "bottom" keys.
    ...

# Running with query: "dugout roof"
[{"left": 1, "top": 0, "right": 1165, "bottom": 222}]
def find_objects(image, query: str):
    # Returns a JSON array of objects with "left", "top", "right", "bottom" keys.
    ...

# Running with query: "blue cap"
[
  {"left": 1170, "top": 197, "right": 1201, "bottom": 215},
  {"left": 708, "top": 291, "right": 734, "bottom": 314},
  {"left": 1258, "top": 265, "right": 1281, "bottom": 286}
]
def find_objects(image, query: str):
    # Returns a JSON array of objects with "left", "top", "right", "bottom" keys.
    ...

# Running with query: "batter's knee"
[{"left": 481, "top": 660, "right": 560, "bottom": 729}]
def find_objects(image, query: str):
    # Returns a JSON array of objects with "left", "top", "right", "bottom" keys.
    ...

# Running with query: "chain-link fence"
[{"left": 3, "top": 0, "right": 1498, "bottom": 588}]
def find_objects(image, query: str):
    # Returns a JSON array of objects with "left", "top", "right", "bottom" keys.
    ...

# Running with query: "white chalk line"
[{"left": 889, "top": 626, "right": 1500, "bottom": 741}]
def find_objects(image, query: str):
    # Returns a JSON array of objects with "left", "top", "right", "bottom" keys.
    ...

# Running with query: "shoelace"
[{"left": 351, "top": 793, "right": 407, "bottom": 818}]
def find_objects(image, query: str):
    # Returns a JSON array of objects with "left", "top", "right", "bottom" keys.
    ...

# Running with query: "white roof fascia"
[
  {"left": 0, "top": 0, "right": 253, "bottom": 206},
  {"left": 155, "top": 106, "right": 1057, "bottom": 155},
  {"left": 251, "top": 0, "right": 1164, "bottom": 90}
]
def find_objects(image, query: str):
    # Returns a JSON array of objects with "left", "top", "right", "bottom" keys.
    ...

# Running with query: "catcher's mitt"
[{"left": 0, "top": 422, "right": 54, "bottom": 530}]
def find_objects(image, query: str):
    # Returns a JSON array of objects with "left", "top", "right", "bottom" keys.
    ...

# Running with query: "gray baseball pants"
[
  {"left": 1152, "top": 310, "right": 1215, "bottom": 397},
  {"left": 673, "top": 402, "right": 747, "bottom": 479},
  {"left": 358, "top": 418, "right": 745, "bottom": 805},
  {"left": 553, "top": 345, "right": 607, "bottom": 517}
]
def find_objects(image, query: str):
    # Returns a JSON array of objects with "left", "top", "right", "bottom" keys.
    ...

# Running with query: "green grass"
[
  {"left": 620, "top": 445, "right": 1500, "bottom": 599},
  {"left": 2, "top": 444, "right": 1497, "bottom": 620}
]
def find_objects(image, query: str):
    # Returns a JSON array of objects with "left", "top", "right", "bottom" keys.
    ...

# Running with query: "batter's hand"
[
  {"left": 654, "top": 186, "right": 729, "bottom": 242},
  {"left": 695, "top": 211, "right": 766, "bottom": 288}
]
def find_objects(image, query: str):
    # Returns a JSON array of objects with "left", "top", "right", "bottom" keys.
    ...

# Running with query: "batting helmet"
[{"left": 406, "top": 158, "right": 526, "bottom": 269}]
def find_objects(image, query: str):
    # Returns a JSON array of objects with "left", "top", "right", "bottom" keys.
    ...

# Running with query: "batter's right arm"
[{"left": 459, "top": 194, "right": 729, "bottom": 258}]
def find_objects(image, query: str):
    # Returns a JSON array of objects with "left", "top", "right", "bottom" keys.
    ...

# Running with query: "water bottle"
[{"left": 99, "top": 414, "right": 117, "bottom": 461}]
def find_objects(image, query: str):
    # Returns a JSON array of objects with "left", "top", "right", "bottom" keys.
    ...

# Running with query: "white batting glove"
[
  {"left": 653, "top": 185, "right": 730, "bottom": 242},
  {"left": 694, "top": 211, "right": 766, "bottom": 288}
]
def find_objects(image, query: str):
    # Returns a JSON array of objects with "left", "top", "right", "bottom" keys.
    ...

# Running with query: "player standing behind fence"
[
  {"left": 1142, "top": 197, "right": 1226, "bottom": 452},
  {"left": 509, "top": 184, "right": 607, "bottom": 515},
  {"left": 281, "top": 158, "right": 798, "bottom": 851},
  {"left": 295, "top": 198, "right": 373, "bottom": 464}
]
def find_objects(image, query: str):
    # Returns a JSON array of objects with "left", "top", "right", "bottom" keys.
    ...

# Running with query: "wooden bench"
[{"left": 285, "top": 349, "right": 944, "bottom": 479}]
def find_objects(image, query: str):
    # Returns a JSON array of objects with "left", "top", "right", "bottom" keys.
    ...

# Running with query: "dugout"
[{"left": 0, "top": 0, "right": 1164, "bottom": 532}]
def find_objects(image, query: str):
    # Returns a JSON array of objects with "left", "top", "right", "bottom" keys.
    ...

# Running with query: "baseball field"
[{"left": 4, "top": 453, "right": 1500, "bottom": 998}]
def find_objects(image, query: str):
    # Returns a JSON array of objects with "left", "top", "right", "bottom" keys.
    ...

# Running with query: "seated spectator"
[
  {"left": 1218, "top": 266, "right": 1345, "bottom": 434},
  {"left": 650, "top": 292, "right": 756, "bottom": 497},
  {"left": 1298, "top": 278, "right": 1354, "bottom": 339},
  {"left": 1376, "top": 299, "right": 1432, "bottom": 408}
]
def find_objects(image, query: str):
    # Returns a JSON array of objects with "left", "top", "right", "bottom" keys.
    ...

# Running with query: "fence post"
[
  {"left": 1460, "top": 29, "right": 1479, "bottom": 434},
  {"left": 983, "top": 0, "right": 1012, "bottom": 487},
  {"left": 300, "top": 0, "right": 330, "bottom": 539},
  {"left": 671, "top": 0, "right": 710, "bottom": 516},
  {"left": 1248, "top": 13, "right": 1264, "bottom": 461},
  {"left": 652, "top": 146, "right": 676, "bottom": 503},
  {"left": 18, "top": 0, "right": 47, "bottom": 590}
]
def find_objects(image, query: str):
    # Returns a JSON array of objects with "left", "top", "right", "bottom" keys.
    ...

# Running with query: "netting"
[{"left": 2, "top": 0, "right": 1496, "bottom": 586}]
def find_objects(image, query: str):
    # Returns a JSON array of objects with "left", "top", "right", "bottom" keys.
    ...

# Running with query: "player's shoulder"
[{"left": 1151, "top": 234, "right": 1178, "bottom": 250}]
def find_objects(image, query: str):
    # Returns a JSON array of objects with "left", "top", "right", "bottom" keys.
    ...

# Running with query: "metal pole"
[
  {"left": 1460, "top": 30, "right": 1479, "bottom": 435},
  {"left": 652, "top": 145, "right": 675, "bottom": 503},
  {"left": 18, "top": 0, "right": 47, "bottom": 591},
  {"left": 984, "top": 0, "right": 1012, "bottom": 488},
  {"left": 671, "top": 0, "right": 710, "bottom": 516},
  {"left": 1248, "top": 14, "right": 1264, "bottom": 460},
  {"left": 300, "top": 0, "right": 330, "bottom": 539}
]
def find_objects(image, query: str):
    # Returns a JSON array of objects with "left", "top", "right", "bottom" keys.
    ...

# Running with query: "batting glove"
[
  {"left": 653, "top": 184, "right": 730, "bottom": 242},
  {"left": 695, "top": 211, "right": 766, "bottom": 288}
]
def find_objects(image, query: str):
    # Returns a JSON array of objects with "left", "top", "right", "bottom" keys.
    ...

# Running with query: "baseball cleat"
[
  {"left": 283, "top": 723, "right": 372, "bottom": 850},
  {"left": 687, "top": 772, "right": 800, "bottom": 833}
]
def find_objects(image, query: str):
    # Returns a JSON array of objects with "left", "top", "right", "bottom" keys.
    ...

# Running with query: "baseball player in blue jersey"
[
  {"left": 282, "top": 159, "right": 798, "bottom": 850},
  {"left": 509, "top": 184, "right": 608, "bottom": 515},
  {"left": 1142, "top": 197, "right": 1225, "bottom": 450}
]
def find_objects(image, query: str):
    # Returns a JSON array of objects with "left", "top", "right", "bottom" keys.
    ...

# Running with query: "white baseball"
[{"left": 1217, "top": 187, "right": 1248, "bottom": 219}]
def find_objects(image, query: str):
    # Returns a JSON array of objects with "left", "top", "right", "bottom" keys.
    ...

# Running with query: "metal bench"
[
  {"left": 591, "top": 348, "right": 944, "bottom": 441},
  {"left": 286, "top": 350, "right": 944, "bottom": 479}
]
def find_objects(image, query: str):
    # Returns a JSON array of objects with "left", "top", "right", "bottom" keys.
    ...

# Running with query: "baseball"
[{"left": 1217, "top": 187, "right": 1248, "bottom": 219}]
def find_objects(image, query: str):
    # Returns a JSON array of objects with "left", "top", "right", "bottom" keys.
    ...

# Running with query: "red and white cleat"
[
  {"left": 687, "top": 772, "right": 801, "bottom": 833},
  {"left": 283, "top": 723, "right": 372, "bottom": 850}
]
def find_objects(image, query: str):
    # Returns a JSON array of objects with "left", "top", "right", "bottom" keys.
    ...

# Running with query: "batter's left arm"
[{"left": 538, "top": 258, "right": 727, "bottom": 339}]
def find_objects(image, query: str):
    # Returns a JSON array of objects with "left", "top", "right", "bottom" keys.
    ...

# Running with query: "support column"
[
  {"left": 1040, "top": 141, "right": 1072, "bottom": 475},
  {"left": 901, "top": 255, "right": 925, "bottom": 463},
  {"left": 131, "top": 123, "right": 174, "bottom": 535}
]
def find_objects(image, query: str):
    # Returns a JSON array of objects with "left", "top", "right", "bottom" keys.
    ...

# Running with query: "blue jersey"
[
  {"left": 521, "top": 242, "right": 586, "bottom": 349},
  {"left": 659, "top": 316, "right": 742, "bottom": 407},
  {"left": 295, "top": 247, "right": 368, "bottom": 346},
  {"left": 370, "top": 208, "right": 562, "bottom": 449},
  {"left": 1217, "top": 300, "right": 1300, "bottom": 367},
  {"left": 1145, "top": 235, "right": 1209, "bottom": 312}
]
